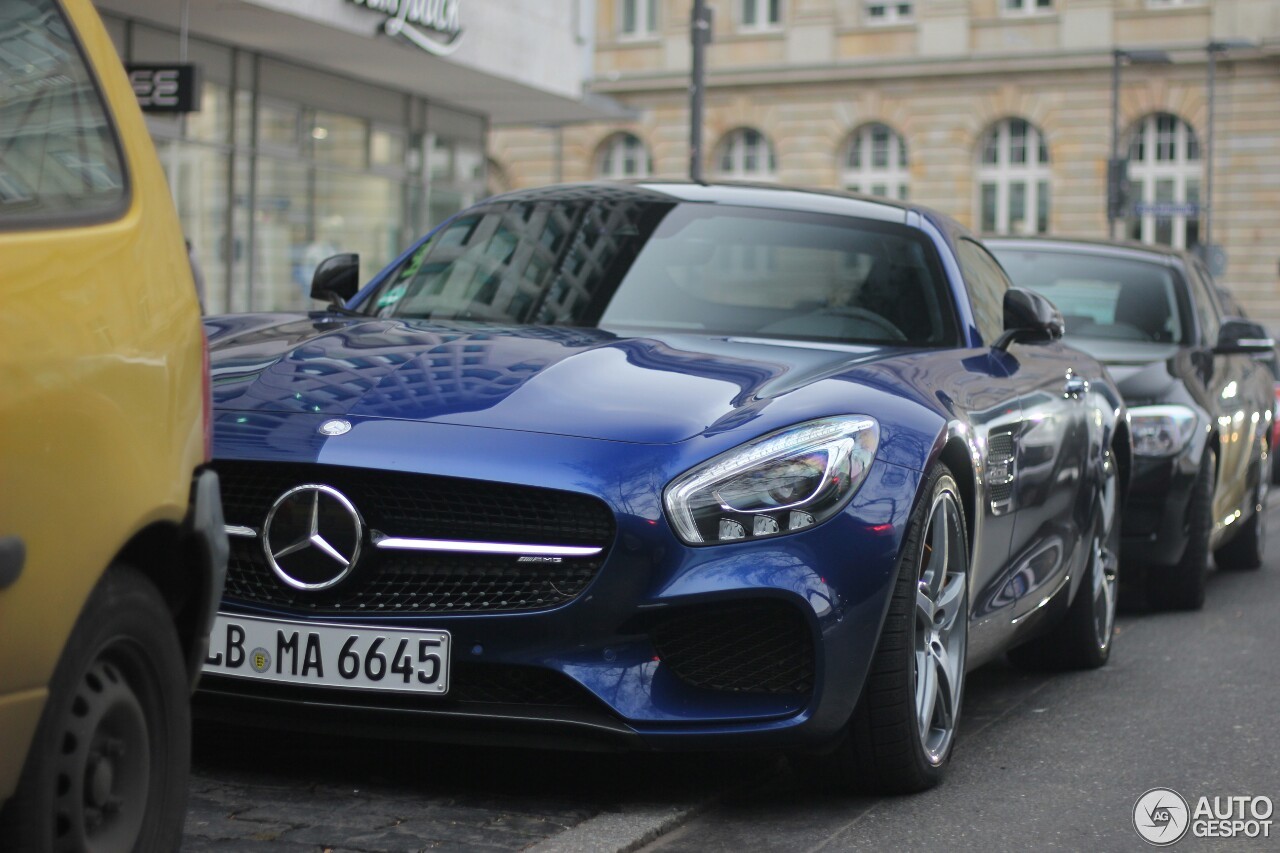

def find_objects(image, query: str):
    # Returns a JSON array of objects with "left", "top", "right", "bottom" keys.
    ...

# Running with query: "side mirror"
[
  {"left": 310, "top": 253, "right": 359, "bottom": 309},
  {"left": 994, "top": 287, "right": 1065, "bottom": 351},
  {"left": 1214, "top": 318, "right": 1276, "bottom": 355}
]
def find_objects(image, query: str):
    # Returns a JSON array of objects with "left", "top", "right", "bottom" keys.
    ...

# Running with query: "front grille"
[
  {"left": 215, "top": 461, "right": 614, "bottom": 614},
  {"left": 651, "top": 600, "right": 814, "bottom": 695}
]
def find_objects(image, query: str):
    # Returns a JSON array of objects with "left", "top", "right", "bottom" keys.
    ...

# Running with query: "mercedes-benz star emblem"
[
  {"left": 319, "top": 419, "right": 352, "bottom": 436},
  {"left": 262, "top": 484, "right": 363, "bottom": 591}
]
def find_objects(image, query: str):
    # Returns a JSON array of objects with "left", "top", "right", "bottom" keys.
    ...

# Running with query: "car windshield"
[
  {"left": 362, "top": 198, "right": 959, "bottom": 347},
  {"left": 993, "top": 249, "right": 1186, "bottom": 344}
]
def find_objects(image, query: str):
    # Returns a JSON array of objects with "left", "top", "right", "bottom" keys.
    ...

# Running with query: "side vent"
[{"left": 986, "top": 431, "right": 1017, "bottom": 514}]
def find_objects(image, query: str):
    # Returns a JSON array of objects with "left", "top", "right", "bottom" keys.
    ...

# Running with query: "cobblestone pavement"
[{"left": 183, "top": 723, "right": 771, "bottom": 851}]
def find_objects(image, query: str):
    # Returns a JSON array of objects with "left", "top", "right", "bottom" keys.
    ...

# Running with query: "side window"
[
  {"left": 0, "top": 0, "right": 127, "bottom": 227},
  {"left": 1185, "top": 262, "right": 1221, "bottom": 345},
  {"left": 956, "top": 238, "right": 1012, "bottom": 344}
]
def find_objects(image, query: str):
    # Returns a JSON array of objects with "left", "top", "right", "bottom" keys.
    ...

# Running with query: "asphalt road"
[{"left": 185, "top": 502, "right": 1280, "bottom": 852}]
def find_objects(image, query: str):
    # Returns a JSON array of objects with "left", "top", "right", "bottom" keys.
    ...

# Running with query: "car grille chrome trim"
[
  {"left": 213, "top": 460, "right": 616, "bottom": 614},
  {"left": 371, "top": 532, "right": 602, "bottom": 557},
  {"left": 225, "top": 525, "right": 257, "bottom": 537}
]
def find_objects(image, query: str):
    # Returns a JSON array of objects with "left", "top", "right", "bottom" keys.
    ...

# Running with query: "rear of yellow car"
[{"left": 0, "top": 0, "right": 227, "bottom": 849}]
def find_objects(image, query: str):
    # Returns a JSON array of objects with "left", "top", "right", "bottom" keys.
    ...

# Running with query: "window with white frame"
[
  {"left": 1125, "top": 113, "right": 1202, "bottom": 249},
  {"left": 714, "top": 128, "right": 777, "bottom": 179},
  {"left": 1002, "top": 0, "right": 1054, "bottom": 15},
  {"left": 740, "top": 0, "right": 782, "bottom": 31},
  {"left": 843, "top": 123, "right": 909, "bottom": 200},
  {"left": 596, "top": 132, "right": 652, "bottom": 179},
  {"left": 977, "top": 118, "right": 1051, "bottom": 234},
  {"left": 865, "top": 2, "right": 914, "bottom": 25},
  {"left": 619, "top": 0, "right": 658, "bottom": 38}
]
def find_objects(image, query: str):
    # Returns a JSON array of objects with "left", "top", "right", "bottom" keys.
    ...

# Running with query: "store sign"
[
  {"left": 348, "top": 0, "right": 464, "bottom": 57},
  {"left": 126, "top": 63, "right": 200, "bottom": 113},
  {"left": 1133, "top": 202, "right": 1201, "bottom": 217}
]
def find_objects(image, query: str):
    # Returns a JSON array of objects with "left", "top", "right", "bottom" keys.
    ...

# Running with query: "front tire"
[
  {"left": 0, "top": 565, "right": 191, "bottom": 853},
  {"left": 807, "top": 465, "right": 969, "bottom": 794}
]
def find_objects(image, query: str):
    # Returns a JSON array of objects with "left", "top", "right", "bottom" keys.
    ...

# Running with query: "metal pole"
[
  {"left": 1109, "top": 49, "right": 1121, "bottom": 239},
  {"left": 1204, "top": 45, "right": 1217, "bottom": 249},
  {"left": 553, "top": 125, "right": 564, "bottom": 184},
  {"left": 689, "top": 0, "right": 709, "bottom": 183}
]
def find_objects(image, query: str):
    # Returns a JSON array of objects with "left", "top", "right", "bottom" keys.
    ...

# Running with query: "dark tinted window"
[
  {"left": 955, "top": 238, "right": 1011, "bottom": 344},
  {"left": 1185, "top": 260, "right": 1221, "bottom": 344},
  {"left": 366, "top": 200, "right": 960, "bottom": 347},
  {"left": 993, "top": 248, "right": 1187, "bottom": 344},
  {"left": 0, "top": 0, "right": 126, "bottom": 226}
]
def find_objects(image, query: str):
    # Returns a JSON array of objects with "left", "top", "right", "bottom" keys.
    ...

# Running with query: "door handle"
[
  {"left": 0, "top": 536, "right": 25, "bottom": 590},
  {"left": 1063, "top": 376, "right": 1089, "bottom": 398}
]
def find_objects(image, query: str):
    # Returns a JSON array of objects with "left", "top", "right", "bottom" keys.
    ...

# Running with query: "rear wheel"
[
  {"left": 0, "top": 565, "right": 190, "bottom": 853},
  {"left": 1150, "top": 448, "right": 1214, "bottom": 611},
  {"left": 1009, "top": 447, "right": 1120, "bottom": 670},
  {"left": 1215, "top": 466, "right": 1267, "bottom": 571},
  {"left": 804, "top": 466, "right": 968, "bottom": 794}
]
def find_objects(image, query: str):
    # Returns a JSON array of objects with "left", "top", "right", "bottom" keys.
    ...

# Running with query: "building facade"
[
  {"left": 91, "top": 0, "right": 616, "bottom": 314},
  {"left": 490, "top": 0, "right": 1280, "bottom": 324}
]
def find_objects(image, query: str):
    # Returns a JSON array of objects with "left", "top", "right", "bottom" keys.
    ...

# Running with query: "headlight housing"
[
  {"left": 664, "top": 416, "right": 879, "bottom": 545},
  {"left": 1129, "top": 405, "right": 1198, "bottom": 457}
]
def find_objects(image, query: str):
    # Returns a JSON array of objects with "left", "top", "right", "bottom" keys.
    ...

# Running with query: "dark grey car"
[{"left": 988, "top": 238, "right": 1273, "bottom": 610}]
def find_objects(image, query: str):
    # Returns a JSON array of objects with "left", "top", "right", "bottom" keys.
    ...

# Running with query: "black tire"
[
  {"left": 804, "top": 466, "right": 969, "bottom": 794},
  {"left": 1150, "top": 448, "right": 1214, "bottom": 611},
  {"left": 0, "top": 565, "right": 190, "bottom": 853},
  {"left": 1009, "top": 447, "right": 1121, "bottom": 670},
  {"left": 1215, "top": 466, "right": 1267, "bottom": 571}
]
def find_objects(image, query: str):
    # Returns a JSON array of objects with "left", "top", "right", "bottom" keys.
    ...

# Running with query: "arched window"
[
  {"left": 596, "top": 132, "right": 652, "bottom": 179},
  {"left": 976, "top": 118, "right": 1050, "bottom": 234},
  {"left": 843, "top": 123, "right": 909, "bottom": 200},
  {"left": 1125, "top": 113, "right": 1201, "bottom": 249},
  {"left": 714, "top": 128, "right": 777, "bottom": 180}
]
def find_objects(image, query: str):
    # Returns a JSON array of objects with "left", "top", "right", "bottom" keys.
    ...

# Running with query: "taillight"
[{"left": 201, "top": 327, "right": 212, "bottom": 462}]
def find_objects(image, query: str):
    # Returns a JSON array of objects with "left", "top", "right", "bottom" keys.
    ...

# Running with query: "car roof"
[
  {"left": 982, "top": 235, "right": 1188, "bottom": 268},
  {"left": 483, "top": 180, "right": 920, "bottom": 225}
]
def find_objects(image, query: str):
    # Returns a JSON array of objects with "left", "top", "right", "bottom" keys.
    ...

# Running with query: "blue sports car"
[{"left": 199, "top": 183, "right": 1128, "bottom": 792}]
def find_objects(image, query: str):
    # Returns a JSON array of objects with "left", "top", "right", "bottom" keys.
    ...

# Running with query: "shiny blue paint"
[{"left": 203, "top": 183, "right": 1128, "bottom": 751}]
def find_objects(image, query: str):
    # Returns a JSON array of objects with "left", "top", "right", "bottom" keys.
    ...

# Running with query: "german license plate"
[{"left": 203, "top": 613, "right": 449, "bottom": 695}]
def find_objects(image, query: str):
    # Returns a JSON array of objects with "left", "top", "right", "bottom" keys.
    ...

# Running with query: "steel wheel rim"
[
  {"left": 1092, "top": 451, "right": 1120, "bottom": 650},
  {"left": 52, "top": 651, "right": 152, "bottom": 853},
  {"left": 914, "top": 487, "right": 966, "bottom": 766}
]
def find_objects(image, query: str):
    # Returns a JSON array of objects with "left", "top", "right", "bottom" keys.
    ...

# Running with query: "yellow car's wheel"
[{"left": 0, "top": 566, "right": 189, "bottom": 853}]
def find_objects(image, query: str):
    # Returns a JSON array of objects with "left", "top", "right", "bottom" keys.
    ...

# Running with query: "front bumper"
[
  {"left": 196, "top": 421, "right": 921, "bottom": 751},
  {"left": 184, "top": 469, "right": 229, "bottom": 690}
]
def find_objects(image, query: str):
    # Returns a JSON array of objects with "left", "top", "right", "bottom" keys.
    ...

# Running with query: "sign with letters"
[
  {"left": 126, "top": 63, "right": 201, "bottom": 113},
  {"left": 347, "top": 0, "right": 464, "bottom": 56}
]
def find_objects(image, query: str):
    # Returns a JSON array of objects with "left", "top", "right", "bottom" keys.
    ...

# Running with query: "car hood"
[
  {"left": 1062, "top": 336, "right": 1182, "bottom": 401},
  {"left": 205, "top": 314, "right": 903, "bottom": 444}
]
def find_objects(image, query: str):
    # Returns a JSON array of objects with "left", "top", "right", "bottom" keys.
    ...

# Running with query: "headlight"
[
  {"left": 1130, "top": 405, "right": 1198, "bottom": 457},
  {"left": 664, "top": 416, "right": 879, "bottom": 545}
]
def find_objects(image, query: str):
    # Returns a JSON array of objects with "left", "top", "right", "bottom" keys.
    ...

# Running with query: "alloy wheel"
[{"left": 914, "top": 488, "right": 967, "bottom": 766}]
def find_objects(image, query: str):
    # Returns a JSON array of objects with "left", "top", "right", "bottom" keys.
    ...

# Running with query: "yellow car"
[{"left": 0, "top": 0, "right": 227, "bottom": 849}]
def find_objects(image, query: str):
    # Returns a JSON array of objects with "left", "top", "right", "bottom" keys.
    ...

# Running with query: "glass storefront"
[{"left": 101, "top": 15, "right": 487, "bottom": 314}]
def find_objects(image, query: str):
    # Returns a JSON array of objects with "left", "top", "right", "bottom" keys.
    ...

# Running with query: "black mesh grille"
[
  {"left": 215, "top": 461, "right": 614, "bottom": 614},
  {"left": 450, "top": 663, "right": 591, "bottom": 707},
  {"left": 987, "top": 432, "right": 1016, "bottom": 507},
  {"left": 651, "top": 600, "right": 814, "bottom": 695}
]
